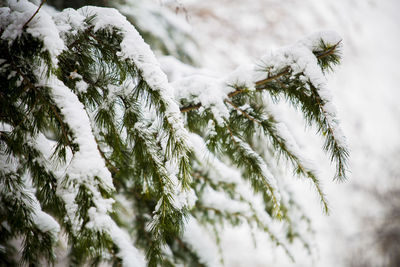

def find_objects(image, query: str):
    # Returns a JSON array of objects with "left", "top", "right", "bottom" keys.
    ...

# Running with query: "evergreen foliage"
[
  {"left": 46, "top": 0, "right": 199, "bottom": 65},
  {"left": 0, "top": 1, "right": 348, "bottom": 266}
]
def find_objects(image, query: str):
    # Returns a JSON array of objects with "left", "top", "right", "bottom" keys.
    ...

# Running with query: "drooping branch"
[
  {"left": 179, "top": 41, "right": 341, "bottom": 113},
  {"left": 225, "top": 99, "right": 329, "bottom": 212}
]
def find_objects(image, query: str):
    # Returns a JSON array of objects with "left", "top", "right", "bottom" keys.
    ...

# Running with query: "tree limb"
[
  {"left": 23, "top": 0, "right": 47, "bottom": 29},
  {"left": 180, "top": 41, "right": 341, "bottom": 113}
]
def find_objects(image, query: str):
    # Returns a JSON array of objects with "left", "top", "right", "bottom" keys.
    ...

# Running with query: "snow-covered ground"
[{"left": 170, "top": 0, "right": 400, "bottom": 266}]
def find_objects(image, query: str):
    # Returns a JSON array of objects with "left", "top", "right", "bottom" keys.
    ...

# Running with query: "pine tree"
[{"left": 0, "top": 0, "right": 348, "bottom": 266}]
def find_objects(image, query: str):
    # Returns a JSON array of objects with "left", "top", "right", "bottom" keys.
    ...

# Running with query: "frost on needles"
[{"left": 0, "top": 1, "right": 348, "bottom": 266}]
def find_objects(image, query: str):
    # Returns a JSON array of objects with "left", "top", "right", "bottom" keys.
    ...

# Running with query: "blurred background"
[{"left": 43, "top": 0, "right": 400, "bottom": 266}]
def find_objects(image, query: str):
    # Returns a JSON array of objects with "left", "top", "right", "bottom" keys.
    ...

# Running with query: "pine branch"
[
  {"left": 309, "top": 83, "right": 348, "bottom": 180},
  {"left": 223, "top": 130, "right": 282, "bottom": 217},
  {"left": 190, "top": 137, "right": 302, "bottom": 254},
  {"left": 314, "top": 40, "right": 342, "bottom": 59},
  {"left": 259, "top": 73, "right": 348, "bottom": 181},
  {"left": 180, "top": 103, "right": 202, "bottom": 113},
  {"left": 0, "top": 162, "right": 58, "bottom": 264},
  {"left": 180, "top": 40, "right": 341, "bottom": 113},
  {"left": 254, "top": 68, "right": 291, "bottom": 89},
  {"left": 225, "top": 98, "right": 329, "bottom": 212},
  {"left": 12, "top": 66, "right": 73, "bottom": 150}
]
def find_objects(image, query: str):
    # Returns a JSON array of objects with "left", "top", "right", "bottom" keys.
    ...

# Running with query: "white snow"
[
  {"left": 159, "top": 55, "right": 211, "bottom": 82},
  {"left": 201, "top": 186, "right": 250, "bottom": 215},
  {"left": 86, "top": 208, "right": 146, "bottom": 267},
  {"left": 33, "top": 69, "right": 145, "bottom": 266},
  {"left": 172, "top": 75, "right": 230, "bottom": 125},
  {"left": 76, "top": 8, "right": 194, "bottom": 212},
  {"left": 182, "top": 216, "right": 223, "bottom": 267},
  {"left": 0, "top": 150, "right": 60, "bottom": 239},
  {"left": 169, "top": 64, "right": 257, "bottom": 126},
  {"left": 190, "top": 133, "right": 242, "bottom": 183},
  {"left": 24, "top": 176, "right": 61, "bottom": 238},
  {"left": 223, "top": 63, "right": 256, "bottom": 91},
  {"left": 75, "top": 80, "right": 88, "bottom": 93},
  {"left": 1, "top": 0, "right": 65, "bottom": 64},
  {"left": 115, "top": 0, "right": 199, "bottom": 62},
  {"left": 257, "top": 32, "right": 348, "bottom": 149},
  {"left": 53, "top": 8, "right": 86, "bottom": 36},
  {"left": 38, "top": 72, "right": 115, "bottom": 228},
  {"left": 265, "top": 108, "right": 317, "bottom": 174},
  {"left": 299, "top": 31, "right": 342, "bottom": 52}
]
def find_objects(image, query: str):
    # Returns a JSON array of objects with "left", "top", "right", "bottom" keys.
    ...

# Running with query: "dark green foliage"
[
  {"left": 0, "top": 167, "right": 57, "bottom": 265},
  {"left": 0, "top": 2, "right": 346, "bottom": 267},
  {"left": 0, "top": 9, "right": 189, "bottom": 266}
]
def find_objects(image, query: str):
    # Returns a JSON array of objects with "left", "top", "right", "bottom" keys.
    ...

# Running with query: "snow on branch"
[{"left": 175, "top": 31, "right": 348, "bottom": 182}]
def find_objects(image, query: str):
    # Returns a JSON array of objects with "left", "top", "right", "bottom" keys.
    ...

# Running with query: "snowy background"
[{"left": 166, "top": 0, "right": 400, "bottom": 266}]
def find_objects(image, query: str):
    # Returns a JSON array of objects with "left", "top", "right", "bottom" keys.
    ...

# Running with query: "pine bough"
[{"left": 0, "top": 1, "right": 348, "bottom": 266}]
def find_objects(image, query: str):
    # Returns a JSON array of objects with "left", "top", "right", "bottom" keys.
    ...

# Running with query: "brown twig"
[
  {"left": 180, "top": 42, "right": 341, "bottom": 113},
  {"left": 254, "top": 67, "right": 290, "bottom": 88},
  {"left": 224, "top": 99, "right": 261, "bottom": 124},
  {"left": 314, "top": 40, "right": 342, "bottom": 59},
  {"left": 180, "top": 103, "right": 201, "bottom": 113},
  {"left": 226, "top": 126, "right": 237, "bottom": 145},
  {"left": 23, "top": 0, "right": 47, "bottom": 29}
]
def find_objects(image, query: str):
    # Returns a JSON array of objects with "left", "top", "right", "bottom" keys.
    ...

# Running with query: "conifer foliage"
[{"left": 0, "top": 0, "right": 348, "bottom": 266}]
